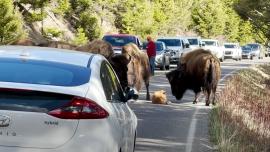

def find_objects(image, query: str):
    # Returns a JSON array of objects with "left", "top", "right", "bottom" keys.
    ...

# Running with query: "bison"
[
  {"left": 122, "top": 43, "right": 151, "bottom": 100},
  {"left": 166, "top": 48, "right": 221, "bottom": 106}
]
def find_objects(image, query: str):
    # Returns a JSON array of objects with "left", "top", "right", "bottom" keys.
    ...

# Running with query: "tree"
[
  {"left": 234, "top": 0, "right": 270, "bottom": 45},
  {"left": 192, "top": 0, "right": 226, "bottom": 38},
  {"left": 0, "top": 0, "right": 24, "bottom": 44}
]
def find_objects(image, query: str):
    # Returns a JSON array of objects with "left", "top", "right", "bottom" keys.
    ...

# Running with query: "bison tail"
[{"left": 204, "top": 59, "right": 216, "bottom": 90}]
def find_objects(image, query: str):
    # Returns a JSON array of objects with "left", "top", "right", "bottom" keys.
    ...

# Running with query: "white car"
[
  {"left": 201, "top": 39, "right": 225, "bottom": 62},
  {"left": 0, "top": 46, "right": 137, "bottom": 152},
  {"left": 223, "top": 43, "right": 242, "bottom": 61}
]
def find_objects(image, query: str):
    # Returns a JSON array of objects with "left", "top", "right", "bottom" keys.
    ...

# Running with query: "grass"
[{"left": 209, "top": 64, "right": 270, "bottom": 152}]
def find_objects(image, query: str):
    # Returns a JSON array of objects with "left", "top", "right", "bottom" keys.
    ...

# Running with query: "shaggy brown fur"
[
  {"left": 122, "top": 43, "right": 151, "bottom": 100},
  {"left": 38, "top": 41, "right": 78, "bottom": 50},
  {"left": 166, "top": 48, "right": 221, "bottom": 106},
  {"left": 76, "top": 40, "right": 114, "bottom": 59},
  {"left": 151, "top": 90, "right": 167, "bottom": 104},
  {"left": 11, "top": 39, "right": 36, "bottom": 46}
]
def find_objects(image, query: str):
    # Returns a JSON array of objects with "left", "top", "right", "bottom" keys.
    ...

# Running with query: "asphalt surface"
[{"left": 129, "top": 58, "right": 270, "bottom": 152}]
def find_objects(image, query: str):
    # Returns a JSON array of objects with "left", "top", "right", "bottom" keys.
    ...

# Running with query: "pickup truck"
[{"left": 201, "top": 39, "right": 225, "bottom": 62}]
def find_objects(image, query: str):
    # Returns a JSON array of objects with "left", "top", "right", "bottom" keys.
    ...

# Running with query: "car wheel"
[
  {"left": 160, "top": 63, "right": 165, "bottom": 70},
  {"left": 250, "top": 56, "right": 253, "bottom": 60}
]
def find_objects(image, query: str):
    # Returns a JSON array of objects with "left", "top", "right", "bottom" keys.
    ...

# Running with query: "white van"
[{"left": 157, "top": 37, "right": 191, "bottom": 64}]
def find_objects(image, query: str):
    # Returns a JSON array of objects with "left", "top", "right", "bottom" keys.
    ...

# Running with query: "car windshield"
[
  {"left": 224, "top": 44, "right": 237, "bottom": 48},
  {"left": 188, "top": 39, "right": 199, "bottom": 45},
  {"left": 157, "top": 39, "right": 181, "bottom": 47},
  {"left": 0, "top": 58, "right": 90, "bottom": 86},
  {"left": 143, "top": 42, "right": 165, "bottom": 52},
  {"left": 247, "top": 44, "right": 259, "bottom": 50},
  {"left": 103, "top": 35, "right": 136, "bottom": 46},
  {"left": 156, "top": 43, "right": 165, "bottom": 52},
  {"left": 241, "top": 46, "right": 252, "bottom": 52},
  {"left": 203, "top": 41, "right": 217, "bottom": 46}
]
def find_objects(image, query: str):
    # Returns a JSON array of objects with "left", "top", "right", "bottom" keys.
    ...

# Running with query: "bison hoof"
[
  {"left": 205, "top": 103, "right": 210, "bottom": 106},
  {"left": 193, "top": 101, "right": 197, "bottom": 104}
]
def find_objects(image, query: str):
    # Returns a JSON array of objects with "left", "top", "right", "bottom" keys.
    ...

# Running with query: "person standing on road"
[{"left": 146, "top": 36, "right": 156, "bottom": 76}]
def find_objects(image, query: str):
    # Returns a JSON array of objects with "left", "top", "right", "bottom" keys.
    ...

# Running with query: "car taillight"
[{"left": 48, "top": 97, "right": 109, "bottom": 119}]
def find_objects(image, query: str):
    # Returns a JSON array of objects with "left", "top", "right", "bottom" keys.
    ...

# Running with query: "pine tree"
[{"left": 0, "top": 0, "right": 24, "bottom": 44}]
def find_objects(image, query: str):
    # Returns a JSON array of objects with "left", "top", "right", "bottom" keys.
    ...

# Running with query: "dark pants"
[{"left": 149, "top": 56, "right": 155, "bottom": 75}]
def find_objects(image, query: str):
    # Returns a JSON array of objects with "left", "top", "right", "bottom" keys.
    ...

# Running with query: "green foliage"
[
  {"left": 0, "top": 0, "right": 24, "bottom": 44},
  {"left": 192, "top": 0, "right": 226, "bottom": 38},
  {"left": 43, "top": 27, "right": 62, "bottom": 38},
  {"left": 17, "top": 0, "right": 51, "bottom": 22},
  {"left": 78, "top": 11, "right": 101, "bottom": 41},
  {"left": 72, "top": 27, "right": 89, "bottom": 45},
  {"left": 54, "top": 0, "right": 71, "bottom": 16},
  {"left": 234, "top": 0, "right": 270, "bottom": 44}
]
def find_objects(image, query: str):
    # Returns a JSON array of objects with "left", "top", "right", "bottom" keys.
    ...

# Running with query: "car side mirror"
[
  {"left": 125, "top": 87, "right": 139, "bottom": 101},
  {"left": 201, "top": 42, "right": 206, "bottom": 47},
  {"left": 185, "top": 43, "right": 190, "bottom": 48}
]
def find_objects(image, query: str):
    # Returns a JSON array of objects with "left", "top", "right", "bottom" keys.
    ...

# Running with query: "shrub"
[
  {"left": 0, "top": 0, "right": 25, "bottom": 44},
  {"left": 72, "top": 28, "right": 88, "bottom": 45}
]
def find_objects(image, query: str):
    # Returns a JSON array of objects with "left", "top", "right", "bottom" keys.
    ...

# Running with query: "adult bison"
[
  {"left": 122, "top": 43, "right": 151, "bottom": 100},
  {"left": 166, "top": 49, "right": 221, "bottom": 106}
]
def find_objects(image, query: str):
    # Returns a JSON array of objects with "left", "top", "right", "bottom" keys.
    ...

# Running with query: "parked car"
[
  {"left": 201, "top": 39, "right": 225, "bottom": 62},
  {"left": 0, "top": 46, "right": 137, "bottom": 152},
  {"left": 103, "top": 34, "right": 142, "bottom": 54},
  {"left": 143, "top": 41, "right": 170, "bottom": 70},
  {"left": 156, "top": 36, "right": 191, "bottom": 64},
  {"left": 223, "top": 43, "right": 242, "bottom": 61},
  {"left": 186, "top": 36, "right": 203, "bottom": 50},
  {"left": 241, "top": 45, "right": 254, "bottom": 59},
  {"left": 267, "top": 47, "right": 270, "bottom": 57},
  {"left": 246, "top": 43, "right": 264, "bottom": 59}
]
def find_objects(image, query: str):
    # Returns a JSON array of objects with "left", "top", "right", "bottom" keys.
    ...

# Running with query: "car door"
[{"left": 100, "top": 61, "right": 134, "bottom": 152}]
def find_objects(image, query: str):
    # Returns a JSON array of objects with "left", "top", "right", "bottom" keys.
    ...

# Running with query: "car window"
[
  {"left": 157, "top": 39, "right": 181, "bottom": 47},
  {"left": 224, "top": 45, "right": 237, "bottom": 48},
  {"left": 203, "top": 41, "right": 216, "bottom": 46},
  {"left": 188, "top": 39, "right": 199, "bottom": 45},
  {"left": 100, "top": 61, "right": 125, "bottom": 102}
]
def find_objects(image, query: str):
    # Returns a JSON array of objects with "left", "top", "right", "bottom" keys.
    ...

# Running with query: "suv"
[
  {"left": 246, "top": 43, "right": 265, "bottom": 59},
  {"left": 223, "top": 43, "right": 242, "bottom": 61},
  {"left": 186, "top": 37, "right": 203, "bottom": 50},
  {"left": 102, "top": 34, "right": 142, "bottom": 54},
  {"left": 156, "top": 37, "right": 191, "bottom": 64},
  {"left": 201, "top": 39, "right": 224, "bottom": 62}
]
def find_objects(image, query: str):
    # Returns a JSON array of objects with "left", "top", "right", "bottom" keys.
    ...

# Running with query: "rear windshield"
[
  {"left": 157, "top": 39, "right": 181, "bottom": 47},
  {"left": 188, "top": 39, "right": 199, "bottom": 45},
  {"left": 0, "top": 58, "right": 90, "bottom": 86},
  {"left": 0, "top": 89, "right": 72, "bottom": 112},
  {"left": 103, "top": 35, "right": 136, "bottom": 47},
  {"left": 224, "top": 45, "right": 237, "bottom": 48}
]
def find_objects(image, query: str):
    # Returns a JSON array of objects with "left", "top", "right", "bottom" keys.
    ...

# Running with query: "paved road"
[{"left": 129, "top": 58, "right": 270, "bottom": 152}]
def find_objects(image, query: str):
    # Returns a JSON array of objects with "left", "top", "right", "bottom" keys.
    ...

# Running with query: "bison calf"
[{"left": 166, "top": 49, "right": 221, "bottom": 106}]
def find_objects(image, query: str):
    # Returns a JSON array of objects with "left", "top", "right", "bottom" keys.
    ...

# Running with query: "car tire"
[{"left": 160, "top": 63, "right": 165, "bottom": 70}]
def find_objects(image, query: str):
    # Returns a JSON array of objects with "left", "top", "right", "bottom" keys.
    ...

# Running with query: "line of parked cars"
[{"left": 102, "top": 34, "right": 269, "bottom": 71}]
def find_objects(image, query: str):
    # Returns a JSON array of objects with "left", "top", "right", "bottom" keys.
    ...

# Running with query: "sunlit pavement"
[{"left": 129, "top": 58, "right": 270, "bottom": 152}]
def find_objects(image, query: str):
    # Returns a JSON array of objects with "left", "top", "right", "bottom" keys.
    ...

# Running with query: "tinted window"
[
  {"left": 224, "top": 45, "right": 237, "bottom": 48},
  {"left": 0, "top": 89, "right": 72, "bottom": 113},
  {"left": 103, "top": 35, "right": 136, "bottom": 47},
  {"left": 100, "top": 61, "right": 124, "bottom": 102},
  {"left": 188, "top": 39, "right": 199, "bottom": 45},
  {"left": 157, "top": 39, "right": 181, "bottom": 47},
  {"left": 247, "top": 44, "right": 259, "bottom": 50},
  {"left": 156, "top": 43, "right": 164, "bottom": 52},
  {"left": 203, "top": 41, "right": 217, "bottom": 46},
  {"left": 0, "top": 58, "right": 90, "bottom": 86}
]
